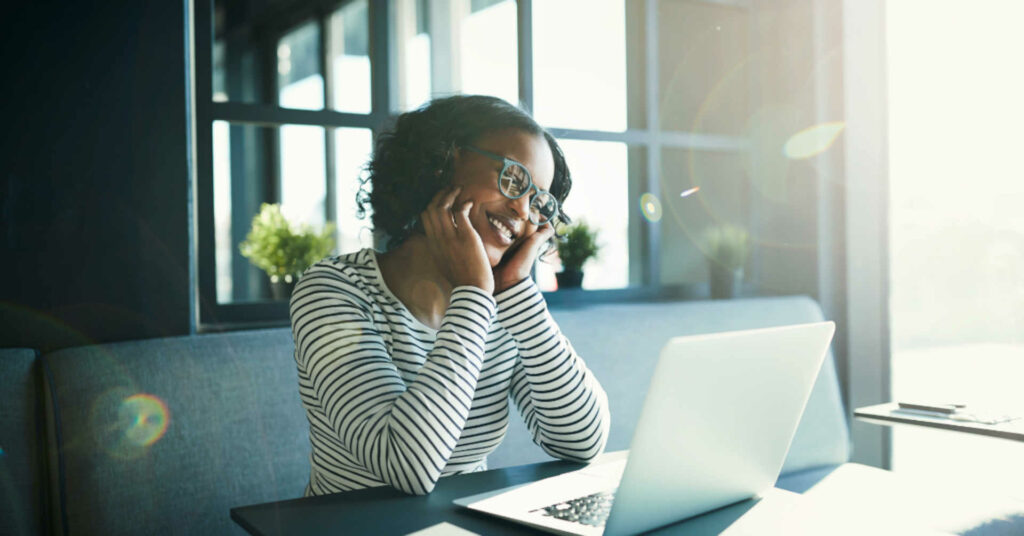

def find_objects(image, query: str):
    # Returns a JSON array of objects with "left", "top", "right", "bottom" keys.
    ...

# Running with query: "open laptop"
[{"left": 454, "top": 321, "right": 836, "bottom": 536}]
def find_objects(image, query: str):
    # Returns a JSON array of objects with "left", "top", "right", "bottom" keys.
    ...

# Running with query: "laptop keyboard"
[{"left": 530, "top": 489, "right": 617, "bottom": 527}]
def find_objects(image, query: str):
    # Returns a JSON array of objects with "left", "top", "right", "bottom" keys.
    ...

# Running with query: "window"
[
  {"left": 197, "top": 0, "right": 379, "bottom": 325},
  {"left": 887, "top": 0, "right": 1024, "bottom": 496},
  {"left": 194, "top": 0, "right": 754, "bottom": 327}
]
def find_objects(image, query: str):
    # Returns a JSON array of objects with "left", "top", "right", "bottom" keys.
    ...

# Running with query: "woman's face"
[{"left": 451, "top": 128, "right": 556, "bottom": 267}]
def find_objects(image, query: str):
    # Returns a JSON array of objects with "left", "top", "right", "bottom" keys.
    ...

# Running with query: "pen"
[
  {"left": 893, "top": 408, "right": 958, "bottom": 419},
  {"left": 896, "top": 402, "right": 965, "bottom": 414}
]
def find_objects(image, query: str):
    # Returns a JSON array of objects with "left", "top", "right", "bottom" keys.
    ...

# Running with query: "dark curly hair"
[{"left": 359, "top": 95, "right": 572, "bottom": 251}]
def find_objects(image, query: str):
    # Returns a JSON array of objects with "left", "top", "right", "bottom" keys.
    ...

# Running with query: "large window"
[
  {"left": 887, "top": 0, "right": 1024, "bottom": 496},
  {"left": 194, "top": 0, "right": 754, "bottom": 327}
]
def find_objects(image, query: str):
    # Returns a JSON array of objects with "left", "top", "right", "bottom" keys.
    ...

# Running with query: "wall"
[{"left": 0, "top": 1, "right": 192, "bottom": 352}]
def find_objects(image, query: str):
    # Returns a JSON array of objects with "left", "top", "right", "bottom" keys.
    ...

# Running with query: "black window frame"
[{"left": 191, "top": 0, "right": 753, "bottom": 332}]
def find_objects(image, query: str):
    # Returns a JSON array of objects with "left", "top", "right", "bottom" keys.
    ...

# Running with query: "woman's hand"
[
  {"left": 421, "top": 186, "right": 494, "bottom": 294},
  {"left": 493, "top": 224, "right": 555, "bottom": 293}
]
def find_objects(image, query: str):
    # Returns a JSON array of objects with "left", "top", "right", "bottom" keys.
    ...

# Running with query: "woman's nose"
[{"left": 508, "top": 193, "right": 531, "bottom": 221}]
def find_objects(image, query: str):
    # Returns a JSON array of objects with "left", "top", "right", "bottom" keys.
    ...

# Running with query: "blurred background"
[{"left": 2, "top": 0, "right": 1022, "bottom": 498}]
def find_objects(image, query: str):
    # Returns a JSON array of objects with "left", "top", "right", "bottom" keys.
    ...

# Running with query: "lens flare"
[
  {"left": 120, "top": 394, "right": 170, "bottom": 447},
  {"left": 639, "top": 193, "right": 663, "bottom": 222},
  {"left": 679, "top": 186, "right": 701, "bottom": 198},
  {"left": 92, "top": 389, "right": 171, "bottom": 459},
  {"left": 783, "top": 121, "right": 846, "bottom": 159}
]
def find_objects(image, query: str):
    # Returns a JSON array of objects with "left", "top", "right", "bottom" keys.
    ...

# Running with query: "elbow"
[
  {"left": 576, "top": 437, "right": 609, "bottom": 464},
  {"left": 385, "top": 466, "right": 440, "bottom": 496},
  {"left": 577, "top": 412, "right": 611, "bottom": 464}
]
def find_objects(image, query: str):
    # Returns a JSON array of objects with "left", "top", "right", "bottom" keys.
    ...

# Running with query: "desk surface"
[
  {"left": 233, "top": 452, "right": 763, "bottom": 536},
  {"left": 231, "top": 454, "right": 583, "bottom": 536},
  {"left": 231, "top": 452, "right": 949, "bottom": 536},
  {"left": 854, "top": 402, "right": 1024, "bottom": 442}
]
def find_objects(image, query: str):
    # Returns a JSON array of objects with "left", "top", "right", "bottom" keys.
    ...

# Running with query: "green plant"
[
  {"left": 556, "top": 220, "right": 600, "bottom": 272},
  {"left": 239, "top": 203, "right": 336, "bottom": 283},
  {"left": 703, "top": 223, "right": 750, "bottom": 271}
]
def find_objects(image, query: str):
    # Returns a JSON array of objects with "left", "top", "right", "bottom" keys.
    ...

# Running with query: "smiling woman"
[{"left": 288, "top": 95, "right": 611, "bottom": 496}]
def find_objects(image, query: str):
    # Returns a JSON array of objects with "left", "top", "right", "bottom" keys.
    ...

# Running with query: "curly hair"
[{"left": 359, "top": 95, "right": 572, "bottom": 251}]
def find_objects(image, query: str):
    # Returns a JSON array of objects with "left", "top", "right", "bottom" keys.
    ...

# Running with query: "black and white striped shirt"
[{"left": 290, "top": 248, "right": 611, "bottom": 496}]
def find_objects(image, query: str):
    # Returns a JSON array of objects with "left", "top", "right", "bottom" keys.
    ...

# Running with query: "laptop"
[{"left": 454, "top": 321, "right": 836, "bottom": 536}]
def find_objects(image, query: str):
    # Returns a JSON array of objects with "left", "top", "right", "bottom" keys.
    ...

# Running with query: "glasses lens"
[
  {"left": 499, "top": 163, "right": 531, "bottom": 198},
  {"left": 530, "top": 192, "right": 558, "bottom": 224}
]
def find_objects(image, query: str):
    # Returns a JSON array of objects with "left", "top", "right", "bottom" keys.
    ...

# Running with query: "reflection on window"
[
  {"left": 280, "top": 125, "right": 327, "bottom": 228},
  {"left": 213, "top": 122, "right": 275, "bottom": 303},
  {"left": 533, "top": 0, "right": 626, "bottom": 131},
  {"left": 334, "top": 128, "right": 375, "bottom": 254},
  {"left": 212, "top": 41, "right": 228, "bottom": 102},
  {"left": 394, "top": 0, "right": 432, "bottom": 111},
  {"left": 461, "top": 0, "right": 517, "bottom": 106},
  {"left": 393, "top": 0, "right": 517, "bottom": 111},
  {"left": 278, "top": 21, "right": 324, "bottom": 110},
  {"left": 330, "top": 0, "right": 372, "bottom": 113},
  {"left": 659, "top": 148, "right": 747, "bottom": 286},
  {"left": 213, "top": 0, "right": 263, "bottom": 105},
  {"left": 212, "top": 122, "right": 329, "bottom": 304},
  {"left": 658, "top": 0, "right": 748, "bottom": 135},
  {"left": 538, "top": 140, "right": 630, "bottom": 290},
  {"left": 213, "top": 121, "right": 232, "bottom": 302}
]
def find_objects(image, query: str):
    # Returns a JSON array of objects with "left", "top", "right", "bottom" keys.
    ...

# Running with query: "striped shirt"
[{"left": 290, "top": 248, "right": 611, "bottom": 496}]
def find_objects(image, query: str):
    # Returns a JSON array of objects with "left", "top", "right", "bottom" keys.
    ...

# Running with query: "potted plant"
[
  {"left": 702, "top": 223, "right": 750, "bottom": 299},
  {"left": 555, "top": 220, "right": 600, "bottom": 289},
  {"left": 239, "top": 203, "right": 336, "bottom": 300}
]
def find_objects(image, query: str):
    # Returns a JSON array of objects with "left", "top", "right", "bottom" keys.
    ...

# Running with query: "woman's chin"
[{"left": 485, "top": 245, "right": 505, "bottom": 268}]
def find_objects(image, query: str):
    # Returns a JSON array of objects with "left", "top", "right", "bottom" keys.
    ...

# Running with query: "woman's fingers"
[
  {"left": 453, "top": 200, "right": 474, "bottom": 237},
  {"left": 434, "top": 186, "right": 460, "bottom": 237},
  {"left": 433, "top": 185, "right": 460, "bottom": 211},
  {"left": 529, "top": 224, "right": 555, "bottom": 254}
]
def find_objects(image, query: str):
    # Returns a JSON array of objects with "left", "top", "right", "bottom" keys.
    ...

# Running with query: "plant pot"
[
  {"left": 556, "top": 269, "right": 584, "bottom": 289},
  {"left": 270, "top": 278, "right": 296, "bottom": 301},
  {"left": 709, "top": 264, "right": 743, "bottom": 300}
]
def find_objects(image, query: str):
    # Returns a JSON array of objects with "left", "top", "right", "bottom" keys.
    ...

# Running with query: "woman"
[{"left": 289, "top": 95, "right": 610, "bottom": 496}]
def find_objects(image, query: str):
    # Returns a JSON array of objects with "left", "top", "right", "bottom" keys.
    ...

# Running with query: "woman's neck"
[{"left": 377, "top": 236, "right": 453, "bottom": 330}]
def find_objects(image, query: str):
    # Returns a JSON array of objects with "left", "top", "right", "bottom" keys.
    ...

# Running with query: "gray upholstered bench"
[
  {"left": 5, "top": 295, "right": 1022, "bottom": 535},
  {"left": 39, "top": 329, "right": 308, "bottom": 535},
  {"left": 1, "top": 348, "right": 47, "bottom": 536}
]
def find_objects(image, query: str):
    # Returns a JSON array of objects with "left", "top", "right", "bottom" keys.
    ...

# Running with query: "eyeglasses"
[{"left": 463, "top": 145, "right": 560, "bottom": 226}]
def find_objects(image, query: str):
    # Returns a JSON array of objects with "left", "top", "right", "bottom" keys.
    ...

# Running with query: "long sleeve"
[
  {"left": 291, "top": 265, "right": 496, "bottom": 495},
  {"left": 495, "top": 277, "right": 611, "bottom": 463}
]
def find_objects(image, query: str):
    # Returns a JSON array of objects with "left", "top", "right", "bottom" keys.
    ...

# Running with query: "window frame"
[{"left": 192, "top": 0, "right": 752, "bottom": 331}]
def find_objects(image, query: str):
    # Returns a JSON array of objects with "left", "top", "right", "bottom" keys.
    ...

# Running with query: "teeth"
[{"left": 488, "top": 216, "right": 514, "bottom": 240}]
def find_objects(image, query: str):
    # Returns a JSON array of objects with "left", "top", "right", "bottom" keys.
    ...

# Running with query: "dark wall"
[{"left": 1, "top": 1, "right": 192, "bottom": 351}]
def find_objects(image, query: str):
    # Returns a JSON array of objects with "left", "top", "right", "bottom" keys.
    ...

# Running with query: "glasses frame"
[{"left": 463, "top": 145, "right": 560, "bottom": 226}]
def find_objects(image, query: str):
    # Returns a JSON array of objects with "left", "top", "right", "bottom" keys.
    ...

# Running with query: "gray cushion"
[
  {"left": 487, "top": 296, "right": 850, "bottom": 477},
  {"left": 41, "top": 329, "right": 307, "bottom": 536},
  {"left": 0, "top": 348, "right": 46, "bottom": 536}
]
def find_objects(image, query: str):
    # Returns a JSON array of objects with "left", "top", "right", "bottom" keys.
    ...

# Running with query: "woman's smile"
[{"left": 486, "top": 212, "right": 519, "bottom": 245}]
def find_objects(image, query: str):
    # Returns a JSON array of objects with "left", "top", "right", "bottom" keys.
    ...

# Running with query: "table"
[
  {"left": 854, "top": 402, "right": 1024, "bottom": 442},
  {"left": 231, "top": 452, "right": 948, "bottom": 536}
]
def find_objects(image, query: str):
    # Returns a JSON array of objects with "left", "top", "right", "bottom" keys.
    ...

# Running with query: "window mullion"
[
  {"left": 517, "top": 0, "right": 533, "bottom": 112},
  {"left": 371, "top": 0, "right": 393, "bottom": 119},
  {"left": 645, "top": 0, "right": 660, "bottom": 287},
  {"left": 321, "top": 12, "right": 337, "bottom": 225},
  {"left": 195, "top": 0, "right": 218, "bottom": 329}
]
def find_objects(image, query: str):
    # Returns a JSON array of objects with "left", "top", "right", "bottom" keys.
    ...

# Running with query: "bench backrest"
[
  {"left": 41, "top": 329, "right": 307, "bottom": 536},
  {"left": 487, "top": 296, "right": 851, "bottom": 476},
  {"left": 1, "top": 348, "right": 46, "bottom": 536},
  {"left": 33, "top": 296, "right": 848, "bottom": 535}
]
